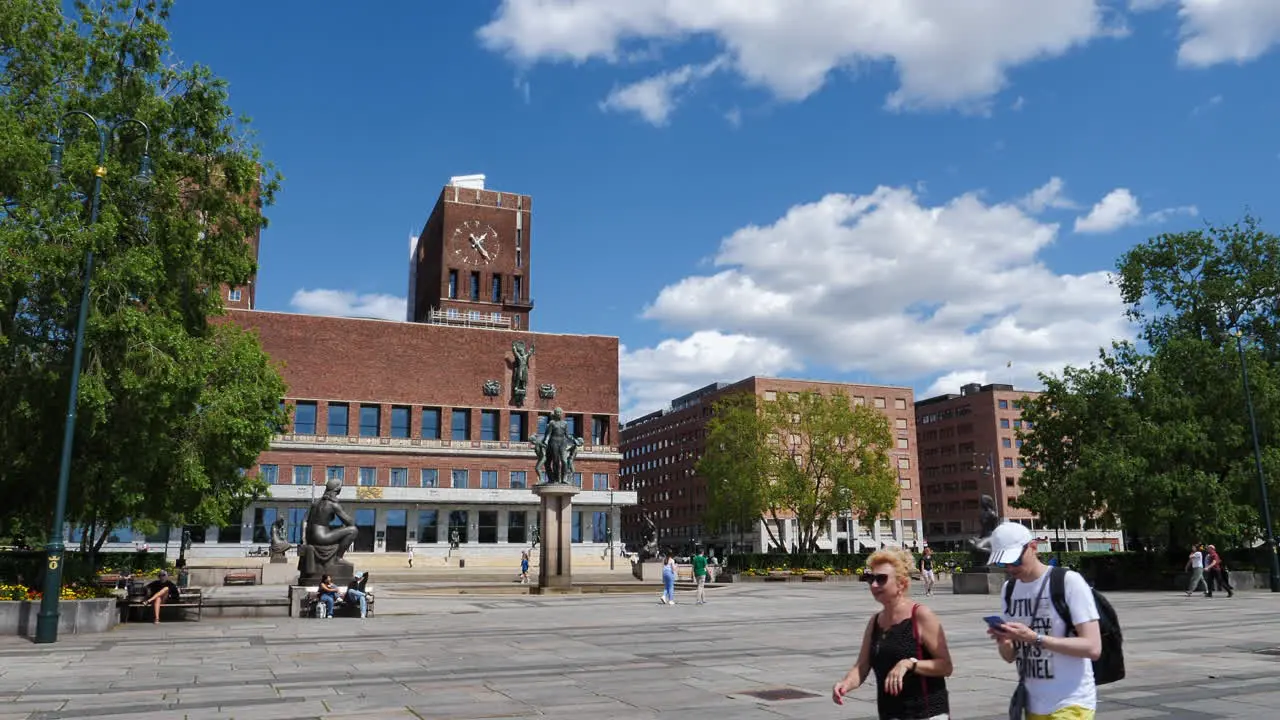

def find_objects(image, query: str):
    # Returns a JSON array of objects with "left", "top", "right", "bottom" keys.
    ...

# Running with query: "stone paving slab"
[{"left": 1, "top": 584, "right": 1278, "bottom": 718}]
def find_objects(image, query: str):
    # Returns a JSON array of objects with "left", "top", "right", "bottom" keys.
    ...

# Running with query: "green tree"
[
  {"left": 1015, "top": 354, "right": 1146, "bottom": 540},
  {"left": 0, "top": 0, "right": 286, "bottom": 559},
  {"left": 1020, "top": 217, "right": 1280, "bottom": 552},
  {"left": 699, "top": 393, "right": 771, "bottom": 551},
  {"left": 699, "top": 390, "right": 898, "bottom": 554}
]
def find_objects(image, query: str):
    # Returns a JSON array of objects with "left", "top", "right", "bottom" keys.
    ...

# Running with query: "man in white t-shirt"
[
  {"left": 1185, "top": 545, "right": 1207, "bottom": 596},
  {"left": 986, "top": 522, "right": 1102, "bottom": 720}
]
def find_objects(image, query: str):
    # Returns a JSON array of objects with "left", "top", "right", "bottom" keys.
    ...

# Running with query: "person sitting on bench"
[
  {"left": 345, "top": 572, "right": 370, "bottom": 618},
  {"left": 317, "top": 574, "right": 341, "bottom": 618},
  {"left": 144, "top": 571, "right": 180, "bottom": 625}
]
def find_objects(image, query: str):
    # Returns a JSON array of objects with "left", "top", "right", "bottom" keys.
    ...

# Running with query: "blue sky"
[{"left": 164, "top": 1, "right": 1280, "bottom": 417}]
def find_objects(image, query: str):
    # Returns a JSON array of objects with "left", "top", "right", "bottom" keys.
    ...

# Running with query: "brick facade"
[
  {"left": 915, "top": 383, "right": 1124, "bottom": 552},
  {"left": 184, "top": 179, "right": 633, "bottom": 560},
  {"left": 620, "top": 376, "right": 923, "bottom": 555}
]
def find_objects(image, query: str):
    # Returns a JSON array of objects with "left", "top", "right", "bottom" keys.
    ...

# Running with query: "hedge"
[
  {"left": 0, "top": 551, "right": 170, "bottom": 586},
  {"left": 722, "top": 550, "right": 1199, "bottom": 591}
]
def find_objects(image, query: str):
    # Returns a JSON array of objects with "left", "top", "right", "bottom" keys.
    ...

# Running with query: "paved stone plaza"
[{"left": 1, "top": 583, "right": 1278, "bottom": 719}]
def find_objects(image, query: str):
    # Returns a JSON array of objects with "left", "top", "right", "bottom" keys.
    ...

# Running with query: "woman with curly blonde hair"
[{"left": 833, "top": 548, "right": 953, "bottom": 719}]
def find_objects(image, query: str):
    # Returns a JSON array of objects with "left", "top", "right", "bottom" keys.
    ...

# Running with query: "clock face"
[{"left": 452, "top": 219, "right": 500, "bottom": 266}]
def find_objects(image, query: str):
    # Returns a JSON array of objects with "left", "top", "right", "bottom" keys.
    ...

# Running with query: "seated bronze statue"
[
  {"left": 297, "top": 477, "right": 358, "bottom": 585},
  {"left": 269, "top": 517, "right": 293, "bottom": 562}
]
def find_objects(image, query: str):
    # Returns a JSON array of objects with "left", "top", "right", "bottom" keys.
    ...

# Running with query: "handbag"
[
  {"left": 1008, "top": 577, "right": 1050, "bottom": 720},
  {"left": 909, "top": 603, "right": 930, "bottom": 708}
]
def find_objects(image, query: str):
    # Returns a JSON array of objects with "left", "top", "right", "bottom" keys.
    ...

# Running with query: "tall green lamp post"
[
  {"left": 1235, "top": 330, "right": 1280, "bottom": 593},
  {"left": 35, "top": 111, "right": 152, "bottom": 644}
]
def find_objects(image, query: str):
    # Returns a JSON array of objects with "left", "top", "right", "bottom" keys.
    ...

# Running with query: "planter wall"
[{"left": 0, "top": 598, "right": 118, "bottom": 638}]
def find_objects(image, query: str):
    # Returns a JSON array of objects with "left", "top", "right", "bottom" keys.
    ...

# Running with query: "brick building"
[
  {"left": 620, "top": 377, "right": 923, "bottom": 556},
  {"left": 174, "top": 175, "right": 634, "bottom": 565},
  {"left": 914, "top": 382, "right": 1124, "bottom": 552}
]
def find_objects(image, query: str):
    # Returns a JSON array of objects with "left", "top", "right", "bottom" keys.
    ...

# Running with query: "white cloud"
[
  {"left": 1145, "top": 204, "right": 1200, "bottom": 224},
  {"left": 619, "top": 182, "right": 1136, "bottom": 417},
  {"left": 599, "top": 58, "right": 723, "bottom": 125},
  {"left": 1191, "top": 93, "right": 1223, "bottom": 115},
  {"left": 479, "top": 0, "right": 1117, "bottom": 115},
  {"left": 1020, "top": 176, "right": 1076, "bottom": 213},
  {"left": 1073, "top": 188, "right": 1199, "bottom": 233},
  {"left": 620, "top": 331, "right": 801, "bottom": 418},
  {"left": 1074, "top": 188, "right": 1142, "bottom": 233},
  {"left": 1174, "top": 0, "right": 1280, "bottom": 67},
  {"left": 290, "top": 289, "right": 406, "bottom": 321}
]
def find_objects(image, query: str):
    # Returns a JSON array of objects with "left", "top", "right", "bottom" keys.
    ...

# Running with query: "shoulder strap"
[
  {"left": 910, "top": 604, "right": 929, "bottom": 704},
  {"left": 1003, "top": 577, "right": 1015, "bottom": 615},
  {"left": 1049, "top": 566, "right": 1074, "bottom": 635}
]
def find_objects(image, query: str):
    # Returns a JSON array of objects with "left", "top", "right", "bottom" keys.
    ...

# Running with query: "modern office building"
[
  {"left": 168, "top": 175, "right": 633, "bottom": 565},
  {"left": 620, "top": 377, "right": 923, "bottom": 555},
  {"left": 914, "top": 382, "right": 1124, "bottom": 551}
]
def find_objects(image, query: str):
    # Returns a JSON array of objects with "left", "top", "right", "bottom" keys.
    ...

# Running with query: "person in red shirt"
[{"left": 1205, "top": 545, "right": 1233, "bottom": 598}]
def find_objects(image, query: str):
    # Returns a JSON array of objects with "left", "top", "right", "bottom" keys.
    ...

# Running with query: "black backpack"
[{"left": 1003, "top": 566, "right": 1125, "bottom": 685}]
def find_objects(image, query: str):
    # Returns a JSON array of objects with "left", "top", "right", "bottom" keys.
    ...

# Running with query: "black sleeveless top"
[
  {"left": 870, "top": 609, "right": 949, "bottom": 719},
  {"left": 921, "top": 555, "right": 934, "bottom": 571}
]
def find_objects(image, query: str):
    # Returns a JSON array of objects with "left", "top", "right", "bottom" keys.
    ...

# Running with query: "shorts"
[
  {"left": 923, "top": 570, "right": 936, "bottom": 582},
  {"left": 1027, "top": 707, "right": 1094, "bottom": 720}
]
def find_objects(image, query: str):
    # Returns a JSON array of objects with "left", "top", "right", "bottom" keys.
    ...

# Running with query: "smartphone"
[{"left": 983, "top": 615, "right": 1006, "bottom": 629}]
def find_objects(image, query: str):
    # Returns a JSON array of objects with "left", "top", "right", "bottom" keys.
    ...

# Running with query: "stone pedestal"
[
  {"left": 533, "top": 482, "right": 580, "bottom": 591},
  {"left": 952, "top": 569, "right": 1008, "bottom": 594}
]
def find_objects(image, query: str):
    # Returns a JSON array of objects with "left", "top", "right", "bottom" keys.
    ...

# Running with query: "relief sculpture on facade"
[{"left": 511, "top": 340, "right": 534, "bottom": 405}]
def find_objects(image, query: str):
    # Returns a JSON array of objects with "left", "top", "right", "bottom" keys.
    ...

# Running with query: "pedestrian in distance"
[
  {"left": 921, "top": 547, "right": 936, "bottom": 597},
  {"left": 660, "top": 553, "right": 677, "bottom": 605},
  {"left": 692, "top": 547, "right": 709, "bottom": 604},
  {"left": 832, "top": 548, "right": 953, "bottom": 719},
  {"left": 1186, "top": 544, "right": 1208, "bottom": 596}
]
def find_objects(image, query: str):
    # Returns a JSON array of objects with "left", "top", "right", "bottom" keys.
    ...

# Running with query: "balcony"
[
  {"left": 427, "top": 308, "right": 511, "bottom": 329},
  {"left": 502, "top": 294, "right": 534, "bottom": 309}
]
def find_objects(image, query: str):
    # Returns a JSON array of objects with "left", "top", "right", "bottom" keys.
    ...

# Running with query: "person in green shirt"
[{"left": 692, "top": 549, "right": 709, "bottom": 604}]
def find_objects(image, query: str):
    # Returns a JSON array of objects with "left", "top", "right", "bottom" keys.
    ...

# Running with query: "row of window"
[
  {"left": 288, "top": 401, "right": 612, "bottom": 445},
  {"left": 249, "top": 506, "right": 608, "bottom": 546},
  {"left": 447, "top": 270, "right": 524, "bottom": 304},
  {"left": 261, "top": 464, "right": 612, "bottom": 490},
  {"left": 763, "top": 390, "right": 910, "bottom": 411}
]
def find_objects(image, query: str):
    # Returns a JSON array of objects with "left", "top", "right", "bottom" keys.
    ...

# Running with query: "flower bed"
[{"left": 0, "top": 583, "right": 117, "bottom": 602}]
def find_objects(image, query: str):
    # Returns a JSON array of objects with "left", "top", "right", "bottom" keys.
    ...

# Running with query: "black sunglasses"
[{"left": 860, "top": 572, "right": 891, "bottom": 586}]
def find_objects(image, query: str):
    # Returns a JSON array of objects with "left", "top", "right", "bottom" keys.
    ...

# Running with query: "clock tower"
[{"left": 409, "top": 175, "right": 534, "bottom": 330}]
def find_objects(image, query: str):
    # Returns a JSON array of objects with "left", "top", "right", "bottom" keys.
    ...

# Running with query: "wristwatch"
[
  {"left": 907, "top": 657, "right": 919, "bottom": 672},
  {"left": 1034, "top": 633, "right": 1044, "bottom": 648}
]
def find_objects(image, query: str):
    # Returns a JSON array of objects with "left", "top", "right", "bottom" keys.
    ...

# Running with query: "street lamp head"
[
  {"left": 47, "top": 137, "right": 65, "bottom": 180},
  {"left": 135, "top": 154, "right": 153, "bottom": 184}
]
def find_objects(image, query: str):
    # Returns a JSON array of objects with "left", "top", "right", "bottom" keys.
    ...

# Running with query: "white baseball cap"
[{"left": 987, "top": 522, "right": 1034, "bottom": 565}]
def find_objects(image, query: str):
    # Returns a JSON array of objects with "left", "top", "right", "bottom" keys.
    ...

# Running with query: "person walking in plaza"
[
  {"left": 408, "top": 546, "right": 414, "bottom": 568},
  {"left": 1204, "top": 544, "right": 1232, "bottom": 597},
  {"left": 986, "top": 522, "right": 1102, "bottom": 720},
  {"left": 832, "top": 548, "right": 953, "bottom": 719},
  {"left": 660, "top": 553, "right": 677, "bottom": 605},
  {"left": 692, "top": 547, "right": 709, "bottom": 604},
  {"left": 1186, "top": 545, "right": 1208, "bottom": 596},
  {"left": 519, "top": 550, "right": 530, "bottom": 584},
  {"left": 920, "top": 547, "right": 936, "bottom": 597}
]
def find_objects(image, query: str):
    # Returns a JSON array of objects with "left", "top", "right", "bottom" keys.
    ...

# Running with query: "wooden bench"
[
  {"left": 223, "top": 571, "right": 258, "bottom": 586},
  {"left": 298, "top": 589, "right": 375, "bottom": 619},
  {"left": 122, "top": 588, "right": 203, "bottom": 623}
]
